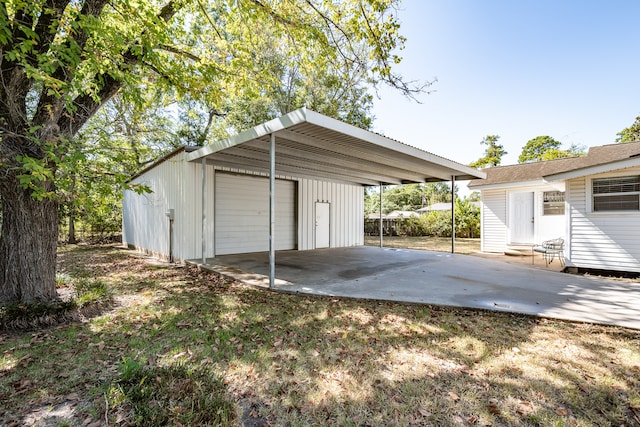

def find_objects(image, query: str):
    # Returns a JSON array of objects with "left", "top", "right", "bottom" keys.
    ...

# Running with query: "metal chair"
[{"left": 533, "top": 238, "right": 565, "bottom": 267}]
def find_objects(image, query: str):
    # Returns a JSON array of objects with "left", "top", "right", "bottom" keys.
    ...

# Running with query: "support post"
[
  {"left": 201, "top": 158, "right": 206, "bottom": 265},
  {"left": 269, "top": 133, "right": 276, "bottom": 289},
  {"left": 379, "top": 183, "right": 383, "bottom": 248},
  {"left": 451, "top": 175, "right": 456, "bottom": 254}
]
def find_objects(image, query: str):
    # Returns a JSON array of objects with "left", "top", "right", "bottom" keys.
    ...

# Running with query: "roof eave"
[{"left": 544, "top": 157, "right": 640, "bottom": 181}]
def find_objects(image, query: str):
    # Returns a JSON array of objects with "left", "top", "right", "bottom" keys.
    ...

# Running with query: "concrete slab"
[{"left": 196, "top": 246, "right": 640, "bottom": 330}]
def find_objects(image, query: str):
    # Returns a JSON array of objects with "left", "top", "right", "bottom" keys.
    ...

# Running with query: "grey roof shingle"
[{"left": 468, "top": 141, "right": 640, "bottom": 187}]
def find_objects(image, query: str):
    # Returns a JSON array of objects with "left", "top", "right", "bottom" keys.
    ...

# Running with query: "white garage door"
[{"left": 215, "top": 173, "right": 296, "bottom": 255}]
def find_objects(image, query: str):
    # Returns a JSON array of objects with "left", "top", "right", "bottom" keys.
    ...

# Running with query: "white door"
[
  {"left": 315, "top": 202, "right": 330, "bottom": 249},
  {"left": 215, "top": 173, "right": 296, "bottom": 255},
  {"left": 510, "top": 192, "right": 535, "bottom": 243}
]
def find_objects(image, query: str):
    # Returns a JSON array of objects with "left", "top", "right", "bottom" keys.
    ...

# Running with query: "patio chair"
[{"left": 533, "top": 238, "right": 565, "bottom": 267}]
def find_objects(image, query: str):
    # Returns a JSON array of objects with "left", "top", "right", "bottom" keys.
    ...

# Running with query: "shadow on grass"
[{"left": 1, "top": 244, "right": 638, "bottom": 426}]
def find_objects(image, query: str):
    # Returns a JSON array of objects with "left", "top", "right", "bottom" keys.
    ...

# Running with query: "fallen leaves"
[{"left": 515, "top": 401, "right": 534, "bottom": 416}]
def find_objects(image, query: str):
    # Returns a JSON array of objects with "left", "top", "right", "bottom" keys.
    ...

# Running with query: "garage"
[
  {"left": 215, "top": 173, "right": 296, "bottom": 255},
  {"left": 122, "top": 107, "right": 485, "bottom": 274}
]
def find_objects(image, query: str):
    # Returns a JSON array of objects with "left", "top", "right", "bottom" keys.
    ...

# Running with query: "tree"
[
  {"left": 518, "top": 135, "right": 584, "bottom": 163},
  {"left": 616, "top": 116, "right": 640, "bottom": 143},
  {"left": 60, "top": 93, "right": 178, "bottom": 243},
  {"left": 364, "top": 183, "right": 452, "bottom": 214},
  {"left": 0, "top": 0, "right": 421, "bottom": 303},
  {"left": 469, "top": 135, "right": 506, "bottom": 168}
]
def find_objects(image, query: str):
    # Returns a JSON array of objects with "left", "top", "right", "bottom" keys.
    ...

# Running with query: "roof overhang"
[
  {"left": 544, "top": 156, "right": 640, "bottom": 181},
  {"left": 186, "top": 108, "right": 485, "bottom": 185},
  {"left": 467, "top": 179, "right": 549, "bottom": 191}
]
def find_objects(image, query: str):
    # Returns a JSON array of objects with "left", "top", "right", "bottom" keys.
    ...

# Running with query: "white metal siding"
[
  {"left": 215, "top": 173, "right": 296, "bottom": 255},
  {"left": 180, "top": 161, "right": 215, "bottom": 260},
  {"left": 124, "top": 153, "right": 364, "bottom": 260},
  {"left": 481, "top": 189, "right": 507, "bottom": 252},
  {"left": 567, "top": 170, "right": 640, "bottom": 272},
  {"left": 123, "top": 151, "right": 215, "bottom": 261},
  {"left": 298, "top": 179, "right": 364, "bottom": 250}
]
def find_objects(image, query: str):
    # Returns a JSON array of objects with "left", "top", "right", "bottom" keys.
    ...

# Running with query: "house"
[
  {"left": 468, "top": 141, "right": 640, "bottom": 273},
  {"left": 123, "top": 108, "right": 484, "bottom": 267},
  {"left": 416, "top": 202, "right": 453, "bottom": 213}
]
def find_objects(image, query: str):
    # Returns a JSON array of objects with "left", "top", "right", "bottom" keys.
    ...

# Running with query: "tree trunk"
[
  {"left": 68, "top": 173, "right": 77, "bottom": 244},
  {"left": 0, "top": 172, "right": 59, "bottom": 303},
  {"left": 68, "top": 212, "right": 77, "bottom": 244}
]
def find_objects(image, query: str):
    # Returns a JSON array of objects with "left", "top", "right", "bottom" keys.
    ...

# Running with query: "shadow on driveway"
[{"left": 195, "top": 246, "right": 640, "bottom": 330}]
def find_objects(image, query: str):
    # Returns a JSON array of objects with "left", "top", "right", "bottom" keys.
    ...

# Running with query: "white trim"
[
  {"left": 545, "top": 157, "right": 640, "bottom": 181},
  {"left": 585, "top": 171, "right": 640, "bottom": 214},
  {"left": 185, "top": 108, "right": 485, "bottom": 181},
  {"left": 469, "top": 179, "right": 548, "bottom": 191}
]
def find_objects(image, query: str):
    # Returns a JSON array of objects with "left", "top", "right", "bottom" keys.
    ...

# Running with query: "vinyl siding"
[
  {"left": 567, "top": 169, "right": 640, "bottom": 272},
  {"left": 481, "top": 189, "right": 507, "bottom": 252}
]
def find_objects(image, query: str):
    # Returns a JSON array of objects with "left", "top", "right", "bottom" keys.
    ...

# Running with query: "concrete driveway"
[{"left": 199, "top": 246, "right": 640, "bottom": 330}]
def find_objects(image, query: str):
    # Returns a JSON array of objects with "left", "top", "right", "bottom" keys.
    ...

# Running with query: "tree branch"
[{"left": 57, "top": 0, "right": 182, "bottom": 137}]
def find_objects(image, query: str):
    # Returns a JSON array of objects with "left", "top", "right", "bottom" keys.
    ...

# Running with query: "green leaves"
[
  {"left": 518, "top": 136, "right": 585, "bottom": 163},
  {"left": 470, "top": 135, "right": 507, "bottom": 168},
  {"left": 616, "top": 115, "right": 640, "bottom": 143}
]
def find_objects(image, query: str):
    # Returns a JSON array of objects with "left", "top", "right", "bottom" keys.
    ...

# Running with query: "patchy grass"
[
  {"left": 110, "top": 358, "right": 235, "bottom": 426},
  {"left": 1, "top": 244, "right": 639, "bottom": 426},
  {"left": 365, "top": 235, "right": 481, "bottom": 254},
  {"left": 0, "top": 274, "right": 112, "bottom": 331}
]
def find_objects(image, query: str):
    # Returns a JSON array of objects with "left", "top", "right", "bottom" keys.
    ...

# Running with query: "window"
[
  {"left": 543, "top": 191, "right": 565, "bottom": 215},
  {"left": 592, "top": 176, "right": 640, "bottom": 212}
]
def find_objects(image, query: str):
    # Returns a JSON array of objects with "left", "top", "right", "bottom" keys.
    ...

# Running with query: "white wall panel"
[
  {"left": 123, "top": 150, "right": 215, "bottom": 261},
  {"left": 123, "top": 150, "right": 185, "bottom": 259},
  {"left": 124, "top": 152, "right": 364, "bottom": 260},
  {"left": 480, "top": 189, "right": 507, "bottom": 252},
  {"left": 567, "top": 170, "right": 640, "bottom": 272},
  {"left": 298, "top": 178, "right": 363, "bottom": 250}
]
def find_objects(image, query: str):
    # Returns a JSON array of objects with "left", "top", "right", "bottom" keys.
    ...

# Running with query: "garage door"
[{"left": 215, "top": 173, "right": 296, "bottom": 255}]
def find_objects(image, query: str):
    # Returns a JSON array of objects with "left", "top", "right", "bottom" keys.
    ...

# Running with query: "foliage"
[
  {"left": 1, "top": 0, "right": 421, "bottom": 303},
  {"left": 469, "top": 135, "right": 507, "bottom": 168},
  {"left": 518, "top": 136, "right": 584, "bottom": 163},
  {"left": 616, "top": 115, "right": 640, "bottom": 143},
  {"left": 365, "top": 183, "right": 452, "bottom": 214},
  {"left": 111, "top": 360, "right": 235, "bottom": 427},
  {"left": 381, "top": 197, "right": 479, "bottom": 238}
]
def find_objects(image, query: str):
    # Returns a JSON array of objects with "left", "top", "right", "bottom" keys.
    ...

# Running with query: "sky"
[{"left": 370, "top": 0, "right": 640, "bottom": 168}]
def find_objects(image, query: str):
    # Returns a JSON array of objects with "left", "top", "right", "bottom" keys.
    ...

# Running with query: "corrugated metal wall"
[
  {"left": 567, "top": 169, "right": 640, "bottom": 272},
  {"left": 123, "top": 151, "right": 215, "bottom": 261},
  {"left": 123, "top": 153, "right": 364, "bottom": 261},
  {"left": 298, "top": 178, "right": 364, "bottom": 250}
]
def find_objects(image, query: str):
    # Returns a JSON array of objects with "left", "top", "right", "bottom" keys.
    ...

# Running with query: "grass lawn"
[
  {"left": 1, "top": 244, "right": 639, "bottom": 426},
  {"left": 366, "top": 235, "right": 481, "bottom": 254}
]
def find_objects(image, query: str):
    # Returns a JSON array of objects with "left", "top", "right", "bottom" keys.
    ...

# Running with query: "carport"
[{"left": 186, "top": 108, "right": 485, "bottom": 287}]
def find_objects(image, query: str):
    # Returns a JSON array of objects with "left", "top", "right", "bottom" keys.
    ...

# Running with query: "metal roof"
[{"left": 186, "top": 108, "right": 485, "bottom": 185}]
